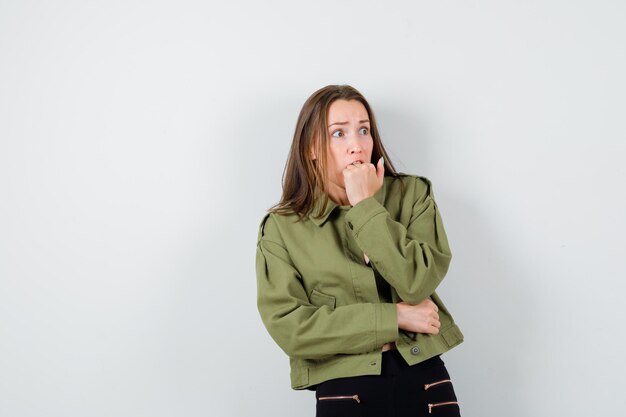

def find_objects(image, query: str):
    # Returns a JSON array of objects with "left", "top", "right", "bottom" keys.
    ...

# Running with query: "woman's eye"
[
  {"left": 331, "top": 130, "right": 344, "bottom": 138},
  {"left": 359, "top": 127, "right": 369, "bottom": 135}
]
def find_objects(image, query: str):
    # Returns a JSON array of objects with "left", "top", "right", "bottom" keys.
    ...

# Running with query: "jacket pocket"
[{"left": 310, "top": 289, "right": 336, "bottom": 309}]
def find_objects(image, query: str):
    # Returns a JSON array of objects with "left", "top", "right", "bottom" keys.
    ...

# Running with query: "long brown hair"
[{"left": 270, "top": 85, "right": 400, "bottom": 220}]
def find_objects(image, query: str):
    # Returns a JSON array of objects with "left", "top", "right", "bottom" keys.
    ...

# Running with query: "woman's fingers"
[
  {"left": 343, "top": 162, "right": 383, "bottom": 206},
  {"left": 425, "top": 320, "right": 440, "bottom": 335},
  {"left": 423, "top": 298, "right": 439, "bottom": 312},
  {"left": 397, "top": 299, "right": 443, "bottom": 334},
  {"left": 376, "top": 156, "right": 385, "bottom": 183}
]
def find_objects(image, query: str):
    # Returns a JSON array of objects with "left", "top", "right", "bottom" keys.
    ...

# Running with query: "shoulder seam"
[
  {"left": 258, "top": 212, "right": 272, "bottom": 237},
  {"left": 259, "top": 237, "right": 287, "bottom": 250},
  {"left": 257, "top": 213, "right": 290, "bottom": 251}
]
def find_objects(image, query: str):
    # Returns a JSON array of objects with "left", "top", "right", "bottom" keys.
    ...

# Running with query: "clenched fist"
[{"left": 343, "top": 157, "right": 385, "bottom": 206}]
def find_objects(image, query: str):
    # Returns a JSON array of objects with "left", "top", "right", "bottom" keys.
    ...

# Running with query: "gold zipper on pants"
[
  {"left": 424, "top": 379, "right": 452, "bottom": 390},
  {"left": 318, "top": 395, "right": 361, "bottom": 403},
  {"left": 428, "top": 401, "right": 459, "bottom": 413}
]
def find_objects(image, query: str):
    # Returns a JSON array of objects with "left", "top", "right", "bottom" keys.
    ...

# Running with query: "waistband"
[{"left": 380, "top": 350, "right": 443, "bottom": 377}]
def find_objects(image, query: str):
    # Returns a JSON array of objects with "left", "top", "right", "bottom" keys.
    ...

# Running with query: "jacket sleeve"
[
  {"left": 344, "top": 176, "right": 452, "bottom": 305},
  {"left": 256, "top": 215, "right": 398, "bottom": 360}
]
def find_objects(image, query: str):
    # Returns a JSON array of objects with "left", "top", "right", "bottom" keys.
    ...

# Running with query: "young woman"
[{"left": 256, "top": 85, "right": 464, "bottom": 416}]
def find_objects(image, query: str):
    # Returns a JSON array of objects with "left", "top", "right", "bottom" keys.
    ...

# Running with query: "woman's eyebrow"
[{"left": 328, "top": 119, "right": 370, "bottom": 128}]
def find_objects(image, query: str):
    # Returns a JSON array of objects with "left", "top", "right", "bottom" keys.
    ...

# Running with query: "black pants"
[{"left": 315, "top": 351, "right": 461, "bottom": 417}]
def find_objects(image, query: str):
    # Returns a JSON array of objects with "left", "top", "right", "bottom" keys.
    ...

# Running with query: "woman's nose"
[{"left": 348, "top": 136, "right": 362, "bottom": 153}]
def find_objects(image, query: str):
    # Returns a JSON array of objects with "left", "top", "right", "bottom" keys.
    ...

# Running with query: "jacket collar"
[{"left": 309, "top": 178, "right": 387, "bottom": 227}]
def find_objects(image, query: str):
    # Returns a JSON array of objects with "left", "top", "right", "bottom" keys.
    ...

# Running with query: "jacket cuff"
[
  {"left": 345, "top": 196, "right": 386, "bottom": 235},
  {"left": 375, "top": 303, "right": 399, "bottom": 347}
]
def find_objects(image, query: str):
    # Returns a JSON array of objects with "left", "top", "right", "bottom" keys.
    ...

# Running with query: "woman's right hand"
[{"left": 396, "top": 299, "right": 441, "bottom": 334}]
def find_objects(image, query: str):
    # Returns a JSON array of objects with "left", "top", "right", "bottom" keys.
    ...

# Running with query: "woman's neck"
[{"left": 327, "top": 182, "right": 351, "bottom": 206}]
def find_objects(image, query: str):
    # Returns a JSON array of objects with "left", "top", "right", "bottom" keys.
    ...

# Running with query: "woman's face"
[{"left": 322, "top": 99, "right": 373, "bottom": 190}]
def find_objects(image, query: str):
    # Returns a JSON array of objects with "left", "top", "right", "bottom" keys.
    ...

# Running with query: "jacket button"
[
  {"left": 410, "top": 346, "right": 420, "bottom": 355},
  {"left": 348, "top": 222, "right": 353, "bottom": 230}
]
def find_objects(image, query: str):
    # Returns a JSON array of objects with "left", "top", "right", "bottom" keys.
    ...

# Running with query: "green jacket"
[{"left": 256, "top": 174, "right": 463, "bottom": 390}]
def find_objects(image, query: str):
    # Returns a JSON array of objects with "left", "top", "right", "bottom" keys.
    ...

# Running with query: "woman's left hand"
[{"left": 343, "top": 157, "right": 385, "bottom": 206}]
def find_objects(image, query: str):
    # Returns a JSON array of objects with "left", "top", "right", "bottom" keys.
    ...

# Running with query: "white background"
[{"left": 1, "top": 1, "right": 625, "bottom": 416}]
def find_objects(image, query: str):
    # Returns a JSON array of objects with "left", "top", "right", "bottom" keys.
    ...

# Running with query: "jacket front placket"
[{"left": 336, "top": 207, "right": 380, "bottom": 304}]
